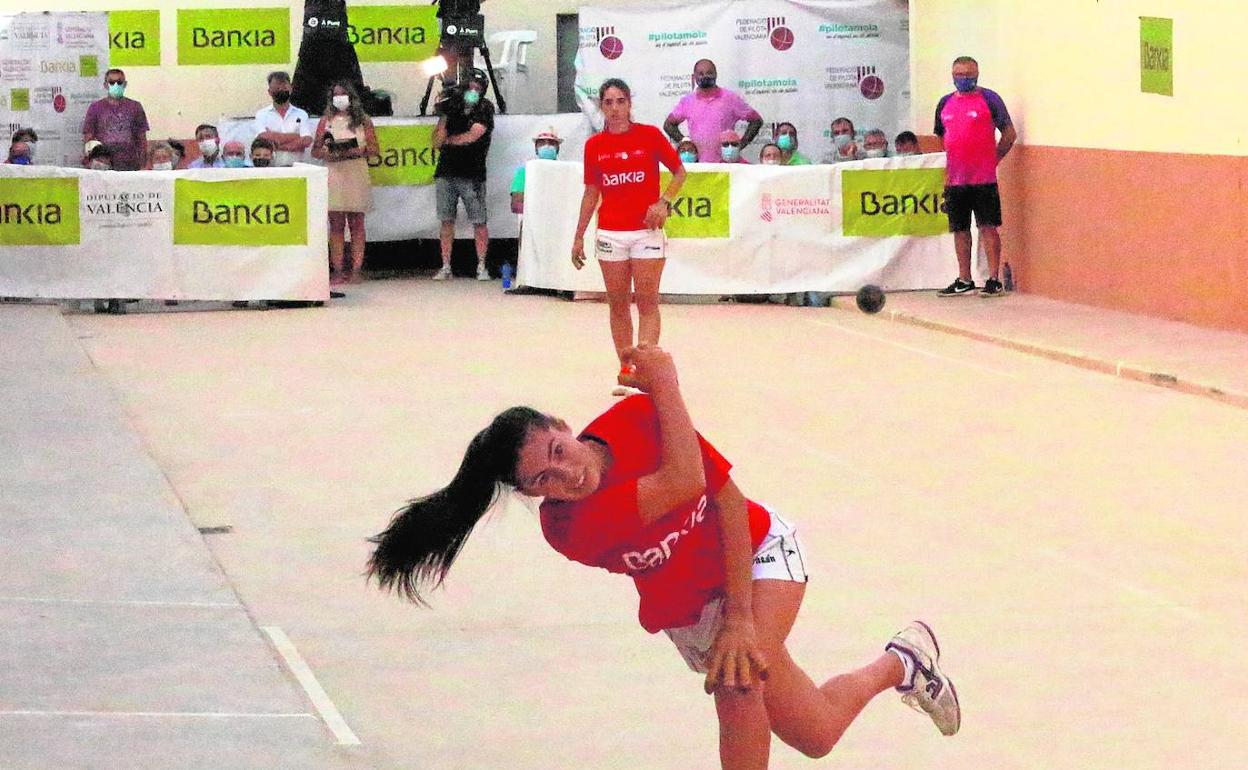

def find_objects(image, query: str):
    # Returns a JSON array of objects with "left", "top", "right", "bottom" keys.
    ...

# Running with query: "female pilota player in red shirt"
[
  {"left": 572, "top": 79, "right": 687, "bottom": 393},
  {"left": 367, "top": 346, "right": 960, "bottom": 769}
]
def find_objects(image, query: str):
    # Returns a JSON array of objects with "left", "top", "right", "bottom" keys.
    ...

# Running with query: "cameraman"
[{"left": 432, "top": 70, "right": 495, "bottom": 281}]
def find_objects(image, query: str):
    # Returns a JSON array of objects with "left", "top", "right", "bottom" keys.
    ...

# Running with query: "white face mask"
[
  {"left": 332, "top": 94, "right": 350, "bottom": 111},
  {"left": 152, "top": 161, "right": 173, "bottom": 171},
  {"left": 864, "top": 148, "right": 887, "bottom": 159},
  {"left": 25, "top": 141, "right": 36, "bottom": 161},
  {"left": 761, "top": 158, "right": 780, "bottom": 165},
  {"left": 199, "top": 139, "right": 218, "bottom": 157},
  {"left": 89, "top": 160, "right": 110, "bottom": 171}
]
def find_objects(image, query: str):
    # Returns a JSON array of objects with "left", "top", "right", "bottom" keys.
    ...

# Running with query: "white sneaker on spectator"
[
  {"left": 433, "top": 265, "right": 452, "bottom": 281},
  {"left": 476, "top": 263, "right": 490, "bottom": 281}
]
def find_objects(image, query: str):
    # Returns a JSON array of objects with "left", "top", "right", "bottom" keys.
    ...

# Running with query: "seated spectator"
[
  {"left": 189, "top": 124, "right": 223, "bottom": 168},
  {"left": 829, "top": 117, "right": 860, "bottom": 163},
  {"left": 166, "top": 139, "right": 187, "bottom": 169},
  {"left": 718, "top": 129, "right": 750, "bottom": 164},
  {"left": 250, "top": 137, "right": 276, "bottom": 168},
  {"left": 759, "top": 143, "right": 784, "bottom": 165},
  {"left": 222, "top": 140, "right": 249, "bottom": 168},
  {"left": 5, "top": 140, "right": 33, "bottom": 165},
  {"left": 894, "top": 131, "right": 920, "bottom": 156},
  {"left": 148, "top": 141, "right": 176, "bottom": 171},
  {"left": 863, "top": 129, "right": 889, "bottom": 158},
  {"left": 511, "top": 129, "right": 562, "bottom": 215},
  {"left": 677, "top": 138, "right": 699, "bottom": 164},
  {"left": 10, "top": 129, "right": 38, "bottom": 164},
  {"left": 774, "top": 122, "right": 812, "bottom": 165},
  {"left": 86, "top": 143, "right": 114, "bottom": 170}
]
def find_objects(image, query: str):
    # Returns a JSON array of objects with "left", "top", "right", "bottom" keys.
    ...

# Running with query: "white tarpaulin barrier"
[
  {"left": 0, "top": 12, "right": 110, "bottom": 168},
  {"left": 219, "top": 112, "right": 597, "bottom": 242},
  {"left": 574, "top": 0, "right": 910, "bottom": 163},
  {"left": 518, "top": 153, "right": 977, "bottom": 294},
  {"left": 0, "top": 164, "right": 329, "bottom": 301}
]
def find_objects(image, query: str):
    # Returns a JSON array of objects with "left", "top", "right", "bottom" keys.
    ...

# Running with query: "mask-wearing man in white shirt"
[{"left": 254, "top": 70, "right": 313, "bottom": 167}]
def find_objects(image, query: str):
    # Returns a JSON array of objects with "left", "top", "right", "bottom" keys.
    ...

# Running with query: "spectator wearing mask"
[
  {"left": 166, "top": 140, "right": 186, "bottom": 169},
  {"left": 828, "top": 117, "right": 860, "bottom": 163},
  {"left": 718, "top": 129, "right": 750, "bottom": 164},
  {"left": 433, "top": 69, "right": 496, "bottom": 281},
  {"left": 677, "top": 139, "right": 699, "bottom": 165},
  {"left": 250, "top": 138, "right": 276, "bottom": 168},
  {"left": 862, "top": 129, "right": 889, "bottom": 159},
  {"left": 9, "top": 129, "right": 37, "bottom": 164},
  {"left": 254, "top": 71, "right": 313, "bottom": 167},
  {"left": 664, "top": 59, "right": 763, "bottom": 163},
  {"left": 222, "top": 140, "right": 250, "bottom": 168},
  {"left": 773, "top": 123, "right": 812, "bottom": 166},
  {"left": 148, "top": 141, "right": 176, "bottom": 171},
  {"left": 758, "top": 143, "right": 784, "bottom": 165},
  {"left": 85, "top": 143, "right": 114, "bottom": 170},
  {"left": 894, "top": 131, "right": 920, "bottom": 157},
  {"left": 313, "top": 80, "right": 379, "bottom": 285},
  {"left": 189, "top": 125, "right": 224, "bottom": 169},
  {"left": 511, "top": 129, "right": 562, "bottom": 216},
  {"left": 82, "top": 69, "right": 149, "bottom": 171},
  {"left": 5, "top": 140, "right": 32, "bottom": 165}
]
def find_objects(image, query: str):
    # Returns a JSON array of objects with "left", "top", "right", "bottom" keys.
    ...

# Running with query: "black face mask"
[
  {"left": 697, "top": 76, "right": 716, "bottom": 89},
  {"left": 273, "top": 90, "right": 291, "bottom": 105},
  {"left": 252, "top": 158, "right": 272, "bottom": 167}
]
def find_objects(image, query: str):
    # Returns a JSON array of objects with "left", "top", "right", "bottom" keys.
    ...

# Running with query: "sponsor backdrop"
[
  {"left": 519, "top": 153, "right": 974, "bottom": 294},
  {"left": 0, "top": 163, "right": 329, "bottom": 300},
  {"left": 0, "top": 12, "right": 110, "bottom": 168},
  {"left": 575, "top": 0, "right": 910, "bottom": 164}
]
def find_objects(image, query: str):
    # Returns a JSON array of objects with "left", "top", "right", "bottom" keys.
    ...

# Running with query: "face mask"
[
  {"left": 332, "top": 94, "right": 351, "bottom": 111},
  {"left": 224, "top": 156, "right": 246, "bottom": 168},
  {"left": 464, "top": 89, "right": 481, "bottom": 106},
  {"left": 90, "top": 160, "right": 110, "bottom": 170},
  {"left": 679, "top": 151, "right": 698, "bottom": 164},
  {"left": 833, "top": 133, "right": 853, "bottom": 150},
  {"left": 536, "top": 145, "right": 557, "bottom": 160},
  {"left": 152, "top": 161, "right": 173, "bottom": 171},
  {"left": 865, "top": 148, "right": 887, "bottom": 159},
  {"left": 720, "top": 145, "right": 739, "bottom": 162},
  {"left": 954, "top": 76, "right": 978, "bottom": 93},
  {"left": 252, "top": 157, "right": 272, "bottom": 168},
  {"left": 761, "top": 158, "right": 780, "bottom": 166},
  {"left": 199, "top": 139, "right": 218, "bottom": 157},
  {"left": 107, "top": 82, "right": 125, "bottom": 99},
  {"left": 9, "top": 154, "right": 31, "bottom": 165},
  {"left": 776, "top": 134, "right": 794, "bottom": 151},
  {"left": 273, "top": 90, "right": 291, "bottom": 105},
  {"left": 696, "top": 76, "right": 716, "bottom": 89}
]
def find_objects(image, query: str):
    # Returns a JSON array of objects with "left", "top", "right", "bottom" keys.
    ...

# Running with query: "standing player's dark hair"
[
  {"left": 952, "top": 55, "right": 978, "bottom": 67},
  {"left": 366, "top": 407, "right": 559, "bottom": 605},
  {"left": 599, "top": 78, "right": 632, "bottom": 102}
]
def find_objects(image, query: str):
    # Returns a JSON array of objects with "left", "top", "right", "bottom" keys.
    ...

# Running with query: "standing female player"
[
  {"left": 571, "top": 79, "right": 687, "bottom": 392},
  {"left": 367, "top": 345, "right": 960, "bottom": 769}
]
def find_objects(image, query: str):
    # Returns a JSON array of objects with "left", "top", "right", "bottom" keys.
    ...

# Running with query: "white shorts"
[
  {"left": 664, "top": 510, "right": 808, "bottom": 674},
  {"left": 594, "top": 228, "right": 666, "bottom": 262}
]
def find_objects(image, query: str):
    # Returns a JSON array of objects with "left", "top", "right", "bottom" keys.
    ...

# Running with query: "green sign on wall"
[
  {"left": 841, "top": 168, "right": 948, "bottom": 237},
  {"left": 109, "top": 10, "right": 161, "bottom": 67},
  {"left": 660, "top": 171, "right": 730, "bottom": 239},
  {"left": 0, "top": 177, "right": 81, "bottom": 246},
  {"left": 174, "top": 178, "right": 307, "bottom": 246},
  {"left": 177, "top": 8, "right": 291, "bottom": 66},
  {"left": 1140, "top": 16, "right": 1173, "bottom": 96},
  {"left": 347, "top": 6, "right": 440, "bottom": 63},
  {"left": 368, "top": 124, "right": 439, "bottom": 187}
]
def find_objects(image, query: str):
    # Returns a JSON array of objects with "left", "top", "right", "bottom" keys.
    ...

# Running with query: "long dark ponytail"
[{"left": 366, "top": 407, "right": 558, "bottom": 605}]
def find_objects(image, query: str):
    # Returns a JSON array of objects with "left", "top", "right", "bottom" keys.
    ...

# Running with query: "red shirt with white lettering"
[
  {"left": 539, "top": 396, "right": 771, "bottom": 633},
  {"left": 583, "top": 123, "right": 684, "bottom": 232}
]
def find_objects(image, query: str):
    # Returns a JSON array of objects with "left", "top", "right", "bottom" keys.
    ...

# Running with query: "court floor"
[{"left": 64, "top": 279, "right": 1248, "bottom": 769}]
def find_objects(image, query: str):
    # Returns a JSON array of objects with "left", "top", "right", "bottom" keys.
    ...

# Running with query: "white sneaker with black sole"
[{"left": 886, "top": 620, "right": 961, "bottom": 736}]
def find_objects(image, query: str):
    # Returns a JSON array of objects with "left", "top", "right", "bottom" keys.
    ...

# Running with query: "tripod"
[{"left": 419, "top": 19, "right": 507, "bottom": 115}]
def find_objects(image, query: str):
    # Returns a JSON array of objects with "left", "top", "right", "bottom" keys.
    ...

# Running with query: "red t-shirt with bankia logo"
[
  {"left": 539, "top": 396, "right": 770, "bottom": 633},
  {"left": 583, "top": 123, "right": 684, "bottom": 232}
]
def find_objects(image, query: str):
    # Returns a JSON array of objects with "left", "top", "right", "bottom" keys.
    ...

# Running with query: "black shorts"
[{"left": 945, "top": 183, "right": 1002, "bottom": 232}]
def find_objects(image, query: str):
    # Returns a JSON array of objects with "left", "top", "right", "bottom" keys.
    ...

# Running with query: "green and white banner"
[
  {"left": 108, "top": 10, "right": 160, "bottom": 67},
  {"left": 0, "top": 164, "right": 328, "bottom": 301},
  {"left": 347, "top": 5, "right": 440, "bottom": 63},
  {"left": 519, "top": 152, "right": 968, "bottom": 294},
  {"left": 176, "top": 7, "right": 291, "bottom": 65}
]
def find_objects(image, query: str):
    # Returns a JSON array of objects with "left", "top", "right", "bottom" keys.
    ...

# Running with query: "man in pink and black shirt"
[
  {"left": 934, "top": 56, "right": 1017, "bottom": 297},
  {"left": 664, "top": 59, "right": 764, "bottom": 163}
]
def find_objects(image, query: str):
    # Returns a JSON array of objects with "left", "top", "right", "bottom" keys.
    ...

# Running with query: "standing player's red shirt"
[
  {"left": 583, "top": 123, "right": 684, "bottom": 232},
  {"left": 539, "top": 396, "right": 771, "bottom": 633}
]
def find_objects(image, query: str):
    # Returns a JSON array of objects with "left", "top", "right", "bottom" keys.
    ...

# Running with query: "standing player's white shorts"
[
  {"left": 664, "top": 510, "right": 809, "bottom": 674},
  {"left": 595, "top": 228, "right": 666, "bottom": 262}
]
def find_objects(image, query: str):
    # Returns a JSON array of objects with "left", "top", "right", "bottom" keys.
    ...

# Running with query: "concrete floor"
[{"left": 6, "top": 278, "right": 1247, "bottom": 769}]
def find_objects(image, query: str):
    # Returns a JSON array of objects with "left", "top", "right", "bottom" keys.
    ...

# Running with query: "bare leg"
[
  {"left": 630, "top": 258, "right": 665, "bottom": 347},
  {"left": 328, "top": 212, "right": 347, "bottom": 284},
  {"left": 347, "top": 213, "right": 366, "bottom": 282},
  {"left": 597, "top": 259, "right": 635, "bottom": 363},
  {"left": 474, "top": 223, "right": 489, "bottom": 273},
  {"left": 715, "top": 687, "right": 770, "bottom": 770},
  {"left": 954, "top": 229, "right": 973, "bottom": 282},
  {"left": 980, "top": 225, "right": 1001, "bottom": 280},
  {"left": 439, "top": 220, "right": 455, "bottom": 270}
]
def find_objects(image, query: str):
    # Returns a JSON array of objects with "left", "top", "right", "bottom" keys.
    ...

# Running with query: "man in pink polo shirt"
[
  {"left": 664, "top": 59, "right": 763, "bottom": 163},
  {"left": 934, "top": 56, "right": 1017, "bottom": 297}
]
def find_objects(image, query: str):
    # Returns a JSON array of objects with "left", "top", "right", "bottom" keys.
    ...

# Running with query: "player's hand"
[
  {"left": 703, "top": 616, "right": 769, "bottom": 695},
  {"left": 571, "top": 240, "right": 586, "bottom": 270},
  {"left": 620, "top": 343, "right": 677, "bottom": 391},
  {"left": 643, "top": 201, "right": 670, "bottom": 230},
  {"left": 847, "top": 141, "right": 859, "bottom": 158}
]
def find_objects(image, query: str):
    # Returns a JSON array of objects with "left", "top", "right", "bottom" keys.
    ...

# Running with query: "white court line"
[
  {"left": 809, "top": 318, "right": 1020, "bottom": 379},
  {"left": 0, "top": 596, "right": 240, "bottom": 609},
  {"left": 1034, "top": 547, "right": 1208, "bottom": 624},
  {"left": 262, "top": 626, "right": 361, "bottom": 746},
  {"left": 0, "top": 710, "right": 315, "bottom": 719}
]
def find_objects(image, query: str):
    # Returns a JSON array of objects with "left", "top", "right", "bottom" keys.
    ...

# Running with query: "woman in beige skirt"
[{"left": 312, "top": 81, "right": 379, "bottom": 285}]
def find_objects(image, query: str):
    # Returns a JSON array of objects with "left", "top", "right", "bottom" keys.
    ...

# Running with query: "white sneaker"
[
  {"left": 433, "top": 265, "right": 452, "bottom": 281},
  {"left": 476, "top": 264, "right": 490, "bottom": 281},
  {"left": 886, "top": 620, "right": 961, "bottom": 736}
]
